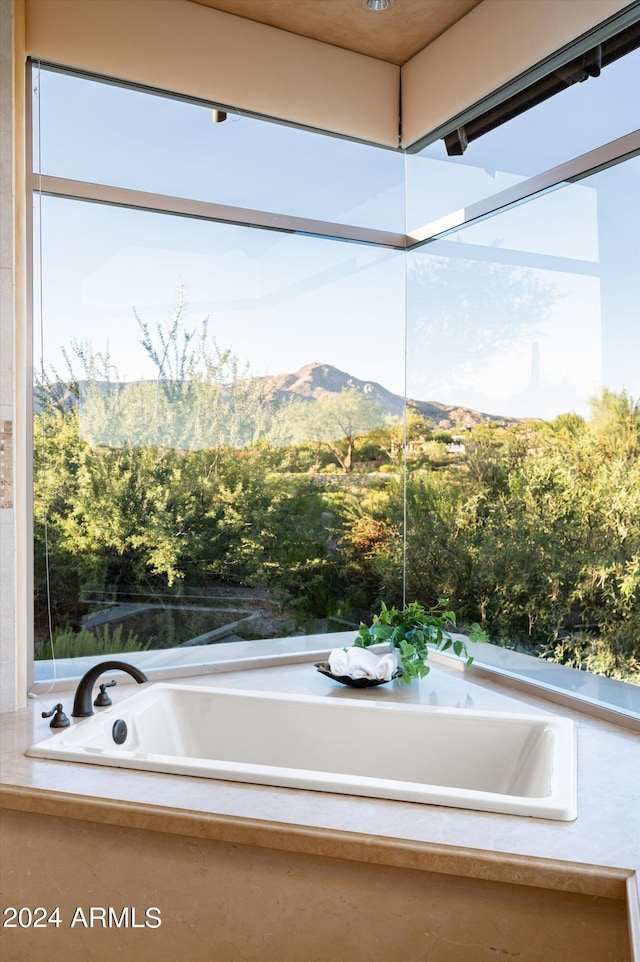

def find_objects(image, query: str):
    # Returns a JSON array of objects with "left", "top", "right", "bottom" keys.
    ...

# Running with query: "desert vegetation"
[{"left": 34, "top": 311, "right": 640, "bottom": 685}]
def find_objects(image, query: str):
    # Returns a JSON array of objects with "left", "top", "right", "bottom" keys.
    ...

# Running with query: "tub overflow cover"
[{"left": 112, "top": 719, "right": 128, "bottom": 745}]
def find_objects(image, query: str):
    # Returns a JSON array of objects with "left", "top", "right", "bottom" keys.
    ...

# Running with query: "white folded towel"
[
  {"left": 328, "top": 648, "right": 349, "bottom": 675},
  {"left": 375, "top": 652, "right": 397, "bottom": 681},
  {"left": 346, "top": 646, "right": 382, "bottom": 680},
  {"left": 328, "top": 646, "right": 395, "bottom": 681}
]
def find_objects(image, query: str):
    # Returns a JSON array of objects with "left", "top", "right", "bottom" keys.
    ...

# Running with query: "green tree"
[
  {"left": 277, "top": 388, "right": 386, "bottom": 472},
  {"left": 75, "top": 299, "right": 272, "bottom": 452},
  {"left": 458, "top": 397, "right": 640, "bottom": 675},
  {"left": 365, "top": 406, "right": 430, "bottom": 465},
  {"left": 588, "top": 387, "right": 640, "bottom": 458},
  {"left": 337, "top": 482, "right": 404, "bottom": 610},
  {"left": 33, "top": 406, "right": 86, "bottom": 635}
]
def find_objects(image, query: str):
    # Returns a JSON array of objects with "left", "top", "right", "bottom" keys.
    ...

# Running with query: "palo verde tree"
[
  {"left": 75, "top": 285, "right": 273, "bottom": 453},
  {"left": 276, "top": 388, "right": 387, "bottom": 472},
  {"left": 34, "top": 287, "right": 278, "bottom": 613}
]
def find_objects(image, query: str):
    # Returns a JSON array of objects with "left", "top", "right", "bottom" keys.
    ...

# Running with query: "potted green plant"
[{"left": 355, "top": 600, "right": 487, "bottom": 685}]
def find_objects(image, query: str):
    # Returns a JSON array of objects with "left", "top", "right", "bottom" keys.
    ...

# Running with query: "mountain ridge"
[
  {"left": 256, "top": 362, "right": 524, "bottom": 430},
  {"left": 40, "top": 362, "right": 526, "bottom": 431}
]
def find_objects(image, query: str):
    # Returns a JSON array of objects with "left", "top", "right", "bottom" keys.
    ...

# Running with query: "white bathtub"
[{"left": 26, "top": 683, "right": 577, "bottom": 820}]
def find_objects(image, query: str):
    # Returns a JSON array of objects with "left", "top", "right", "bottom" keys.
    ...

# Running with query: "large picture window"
[
  {"left": 33, "top": 198, "right": 405, "bottom": 675},
  {"left": 406, "top": 158, "right": 640, "bottom": 690},
  {"left": 31, "top": 55, "right": 640, "bottom": 710}
]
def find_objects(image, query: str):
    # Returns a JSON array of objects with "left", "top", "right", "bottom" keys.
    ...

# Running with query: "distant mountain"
[
  {"left": 256, "top": 362, "right": 523, "bottom": 431},
  {"left": 38, "top": 362, "right": 525, "bottom": 431}
]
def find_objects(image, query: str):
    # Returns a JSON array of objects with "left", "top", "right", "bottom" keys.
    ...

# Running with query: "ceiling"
[{"left": 189, "top": 0, "right": 483, "bottom": 65}]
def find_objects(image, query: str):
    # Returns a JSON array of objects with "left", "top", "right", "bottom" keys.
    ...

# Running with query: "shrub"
[{"left": 36, "top": 623, "right": 145, "bottom": 660}]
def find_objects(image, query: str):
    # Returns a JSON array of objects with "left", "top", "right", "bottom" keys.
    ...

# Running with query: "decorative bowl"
[{"left": 314, "top": 661, "right": 402, "bottom": 689}]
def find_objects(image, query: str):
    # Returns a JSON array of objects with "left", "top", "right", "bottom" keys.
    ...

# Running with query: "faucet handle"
[
  {"left": 42, "top": 704, "right": 71, "bottom": 728},
  {"left": 94, "top": 680, "right": 117, "bottom": 707}
]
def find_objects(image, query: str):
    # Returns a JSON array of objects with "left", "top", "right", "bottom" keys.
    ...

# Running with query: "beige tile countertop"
[{"left": 1, "top": 656, "right": 639, "bottom": 904}]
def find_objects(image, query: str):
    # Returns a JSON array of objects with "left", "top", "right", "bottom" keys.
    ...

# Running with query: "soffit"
[{"left": 188, "top": 0, "right": 483, "bottom": 65}]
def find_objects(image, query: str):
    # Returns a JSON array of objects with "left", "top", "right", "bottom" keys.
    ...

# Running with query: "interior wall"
[
  {"left": 0, "top": 809, "right": 632, "bottom": 962},
  {"left": 24, "top": 0, "right": 400, "bottom": 148},
  {"left": 0, "top": 0, "right": 27, "bottom": 714},
  {"left": 401, "top": 0, "right": 637, "bottom": 147},
  {"left": 0, "top": 0, "right": 14, "bottom": 708}
]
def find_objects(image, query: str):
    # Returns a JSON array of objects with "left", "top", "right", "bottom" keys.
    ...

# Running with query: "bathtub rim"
[{"left": 25, "top": 681, "right": 578, "bottom": 821}]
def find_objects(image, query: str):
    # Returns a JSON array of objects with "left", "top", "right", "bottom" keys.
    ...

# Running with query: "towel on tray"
[
  {"left": 327, "top": 648, "right": 349, "bottom": 676},
  {"left": 375, "top": 652, "right": 397, "bottom": 681},
  {"left": 328, "top": 646, "right": 396, "bottom": 681}
]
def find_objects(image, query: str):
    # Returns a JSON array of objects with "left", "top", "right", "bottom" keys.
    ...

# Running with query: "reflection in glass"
[
  {"left": 33, "top": 67, "right": 405, "bottom": 232},
  {"left": 33, "top": 196, "right": 405, "bottom": 670},
  {"left": 406, "top": 46, "right": 640, "bottom": 232},
  {"left": 407, "top": 157, "right": 640, "bottom": 420},
  {"left": 405, "top": 155, "right": 640, "bottom": 686}
]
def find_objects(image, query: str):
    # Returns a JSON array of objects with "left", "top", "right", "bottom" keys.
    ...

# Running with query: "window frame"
[{"left": 26, "top": 59, "right": 640, "bottom": 730}]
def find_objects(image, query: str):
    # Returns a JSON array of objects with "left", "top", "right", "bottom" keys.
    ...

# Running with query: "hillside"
[
  {"left": 256, "top": 362, "right": 523, "bottom": 430},
  {"left": 39, "top": 362, "right": 525, "bottom": 431}
]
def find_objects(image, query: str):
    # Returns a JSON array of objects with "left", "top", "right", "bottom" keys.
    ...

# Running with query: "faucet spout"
[{"left": 72, "top": 660, "right": 148, "bottom": 718}]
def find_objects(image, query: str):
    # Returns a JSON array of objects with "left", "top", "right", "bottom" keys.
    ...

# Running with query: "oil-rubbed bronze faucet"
[{"left": 71, "top": 660, "right": 148, "bottom": 718}]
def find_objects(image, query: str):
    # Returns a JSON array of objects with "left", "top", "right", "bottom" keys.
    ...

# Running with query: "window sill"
[{"left": 30, "top": 632, "right": 640, "bottom": 731}]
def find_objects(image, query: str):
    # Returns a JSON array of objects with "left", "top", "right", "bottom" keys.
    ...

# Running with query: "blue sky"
[{"left": 34, "top": 61, "right": 639, "bottom": 419}]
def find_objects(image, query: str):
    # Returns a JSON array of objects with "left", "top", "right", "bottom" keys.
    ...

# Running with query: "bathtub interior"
[{"left": 26, "top": 683, "right": 577, "bottom": 820}]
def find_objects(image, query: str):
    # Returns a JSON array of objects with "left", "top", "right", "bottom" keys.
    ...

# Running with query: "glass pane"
[
  {"left": 407, "top": 158, "right": 640, "bottom": 416},
  {"left": 32, "top": 66, "right": 405, "bottom": 233},
  {"left": 33, "top": 196, "right": 405, "bottom": 676},
  {"left": 405, "top": 156, "right": 640, "bottom": 684},
  {"left": 406, "top": 45, "right": 640, "bottom": 232}
]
